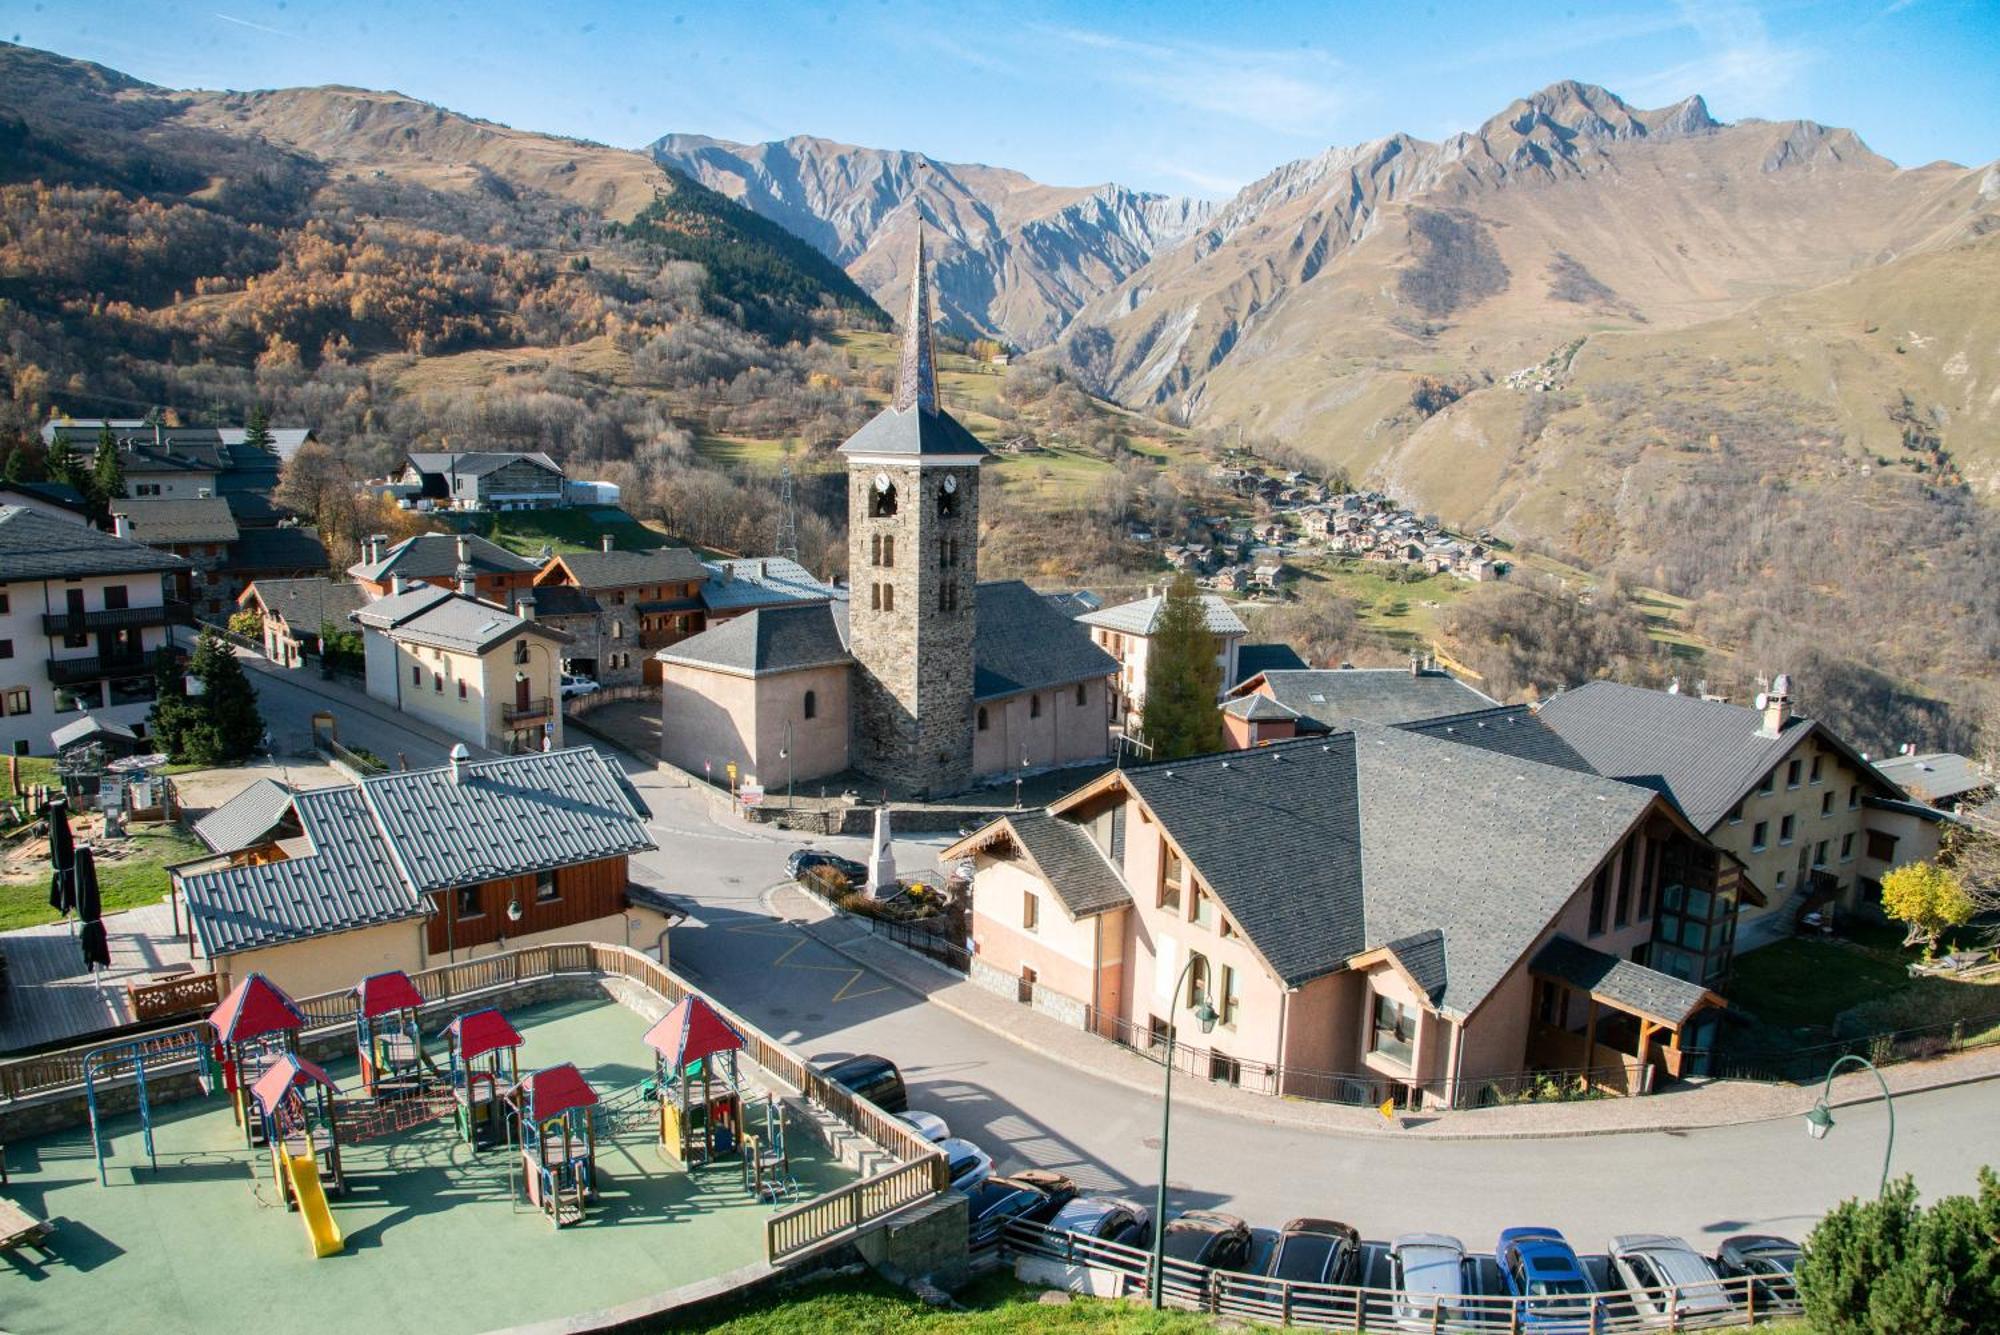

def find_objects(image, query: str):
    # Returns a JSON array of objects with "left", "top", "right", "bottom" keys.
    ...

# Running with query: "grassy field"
[
  {"left": 659, "top": 1272, "right": 1221, "bottom": 1334},
  {"left": 1, "top": 755, "right": 59, "bottom": 804},
  {"left": 1726, "top": 923, "right": 2000, "bottom": 1042},
  {"left": 0, "top": 822, "right": 207, "bottom": 931},
  {"left": 449, "top": 507, "right": 668, "bottom": 556}
]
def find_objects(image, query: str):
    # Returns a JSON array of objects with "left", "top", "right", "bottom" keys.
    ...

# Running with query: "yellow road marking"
[{"left": 769, "top": 936, "right": 893, "bottom": 1003}]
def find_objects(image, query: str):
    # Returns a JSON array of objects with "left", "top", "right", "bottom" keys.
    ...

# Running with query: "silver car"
[
  {"left": 1608, "top": 1234, "right": 1733, "bottom": 1319},
  {"left": 1389, "top": 1232, "right": 1468, "bottom": 1328}
]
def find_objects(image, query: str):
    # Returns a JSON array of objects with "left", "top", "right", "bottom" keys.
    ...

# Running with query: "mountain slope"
[{"left": 652, "top": 132, "right": 1213, "bottom": 347}]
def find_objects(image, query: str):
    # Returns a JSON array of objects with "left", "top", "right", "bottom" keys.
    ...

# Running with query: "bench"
[{"left": 0, "top": 1197, "right": 55, "bottom": 1253}]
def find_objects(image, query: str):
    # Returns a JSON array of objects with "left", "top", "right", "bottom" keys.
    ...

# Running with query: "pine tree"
[
  {"left": 243, "top": 404, "right": 275, "bottom": 453},
  {"left": 146, "top": 648, "right": 194, "bottom": 761},
  {"left": 1141, "top": 573, "right": 1225, "bottom": 761},
  {"left": 91, "top": 425, "right": 126, "bottom": 508},
  {"left": 3, "top": 446, "right": 33, "bottom": 483},
  {"left": 182, "top": 627, "right": 264, "bottom": 764},
  {"left": 45, "top": 438, "right": 83, "bottom": 492}
]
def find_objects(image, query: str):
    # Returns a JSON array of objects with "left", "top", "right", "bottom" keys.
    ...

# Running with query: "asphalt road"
[{"left": 609, "top": 753, "right": 2000, "bottom": 1253}]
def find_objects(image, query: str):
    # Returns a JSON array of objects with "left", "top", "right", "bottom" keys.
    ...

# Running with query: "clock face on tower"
[
  {"left": 942, "top": 474, "right": 958, "bottom": 494},
  {"left": 874, "top": 472, "right": 892, "bottom": 493}
]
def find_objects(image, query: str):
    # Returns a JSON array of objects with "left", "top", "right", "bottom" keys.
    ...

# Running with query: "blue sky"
[{"left": 5, "top": 0, "right": 1995, "bottom": 196}]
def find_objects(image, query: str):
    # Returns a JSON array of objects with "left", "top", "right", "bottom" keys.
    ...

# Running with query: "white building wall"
[{"left": 0, "top": 573, "right": 173, "bottom": 755}]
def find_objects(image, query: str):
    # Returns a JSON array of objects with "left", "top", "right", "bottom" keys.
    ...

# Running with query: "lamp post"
[
  {"left": 1151, "top": 953, "right": 1218, "bottom": 1310},
  {"left": 780, "top": 720, "right": 795, "bottom": 814},
  {"left": 1803, "top": 1053, "right": 1895, "bottom": 1197}
]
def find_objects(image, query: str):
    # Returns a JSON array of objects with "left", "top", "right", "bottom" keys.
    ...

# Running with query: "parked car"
[
  {"left": 1160, "top": 1210, "right": 1254, "bottom": 1271},
  {"left": 939, "top": 1136, "right": 993, "bottom": 1192},
  {"left": 1389, "top": 1233, "right": 1468, "bottom": 1328},
  {"left": 559, "top": 673, "right": 601, "bottom": 699},
  {"left": 1714, "top": 1234, "right": 1801, "bottom": 1308},
  {"left": 1609, "top": 1234, "right": 1733, "bottom": 1321},
  {"left": 1496, "top": 1227, "right": 1605, "bottom": 1330},
  {"left": 1047, "top": 1196, "right": 1151, "bottom": 1248},
  {"left": 965, "top": 1170, "right": 1078, "bottom": 1248},
  {"left": 786, "top": 848, "right": 868, "bottom": 889},
  {"left": 817, "top": 1054, "right": 906, "bottom": 1113},
  {"left": 900, "top": 1110, "right": 950, "bottom": 1144},
  {"left": 1266, "top": 1216, "right": 1361, "bottom": 1285}
]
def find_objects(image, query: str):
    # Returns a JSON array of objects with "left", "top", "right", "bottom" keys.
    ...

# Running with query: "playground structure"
[
  {"left": 354, "top": 971, "right": 432, "bottom": 1096},
  {"left": 250, "top": 1054, "right": 346, "bottom": 1258},
  {"left": 643, "top": 996, "right": 745, "bottom": 1168},
  {"left": 740, "top": 1095, "right": 798, "bottom": 1204},
  {"left": 510, "top": 1063, "right": 599, "bottom": 1229},
  {"left": 207, "top": 974, "right": 307, "bottom": 1148},
  {"left": 444, "top": 1008, "right": 525, "bottom": 1150}
]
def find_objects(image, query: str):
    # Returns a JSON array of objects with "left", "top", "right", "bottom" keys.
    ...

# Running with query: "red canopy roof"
[
  {"left": 208, "top": 973, "right": 305, "bottom": 1045},
  {"left": 356, "top": 970, "right": 424, "bottom": 1019},
  {"left": 643, "top": 996, "right": 745, "bottom": 1072},
  {"left": 250, "top": 1054, "right": 337, "bottom": 1117},
  {"left": 444, "top": 1008, "right": 523, "bottom": 1063},
  {"left": 515, "top": 1062, "right": 597, "bottom": 1121}
]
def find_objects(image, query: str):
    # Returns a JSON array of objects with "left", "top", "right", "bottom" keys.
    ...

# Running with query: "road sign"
[
  {"left": 739, "top": 781, "right": 764, "bottom": 807},
  {"left": 1378, "top": 1098, "right": 1398, "bottom": 1123}
]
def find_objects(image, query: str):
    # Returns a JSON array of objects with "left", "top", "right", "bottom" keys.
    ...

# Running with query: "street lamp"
[
  {"left": 1016, "top": 751, "right": 1029, "bottom": 811},
  {"left": 1151, "top": 953, "right": 1219, "bottom": 1310},
  {"left": 780, "top": 720, "right": 795, "bottom": 813},
  {"left": 1803, "top": 1053, "right": 1895, "bottom": 1197}
]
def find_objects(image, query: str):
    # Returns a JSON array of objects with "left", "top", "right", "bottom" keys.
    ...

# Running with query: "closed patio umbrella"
[
  {"left": 77, "top": 846, "right": 110, "bottom": 971},
  {"left": 45, "top": 795, "right": 75, "bottom": 915}
]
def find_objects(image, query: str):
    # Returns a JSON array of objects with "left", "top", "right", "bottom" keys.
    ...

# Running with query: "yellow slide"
[{"left": 284, "top": 1153, "right": 344, "bottom": 1258}]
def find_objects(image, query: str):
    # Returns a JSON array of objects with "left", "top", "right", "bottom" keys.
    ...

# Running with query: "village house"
[
  {"left": 0, "top": 480, "right": 91, "bottom": 524},
  {"left": 1873, "top": 750, "right": 1993, "bottom": 815},
  {"left": 42, "top": 419, "right": 303, "bottom": 530},
  {"left": 397, "top": 451, "right": 567, "bottom": 512},
  {"left": 111, "top": 499, "right": 329, "bottom": 619},
  {"left": 948, "top": 722, "right": 1748, "bottom": 1108},
  {"left": 0, "top": 506, "right": 189, "bottom": 755},
  {"left": 349, "top": 532, "right": 539, "bottom": 606},
  {"left": 1079, "top": 590, "right": 1247, "bottom": 733},
  {"left": 530, "top": 540, "right": 711, "bottom": 688},
  {"left": 353, "top": 582, "right": 567, "bottom": 754},
  {"left": 1538, "top": 679, "right": 1947, "bottom": 950},
  {"left": 1223, "top": 662, "right": 1494, "bottom": 739},
  {"left": 238, "top": 577, "right": 369, "bottom": 668},
  {"left": 172, "top": 745, "right": 660, "bottom": 996}
]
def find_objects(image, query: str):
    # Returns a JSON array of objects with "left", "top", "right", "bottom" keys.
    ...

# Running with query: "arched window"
[
  {"left": 881, "top": 534, "right": 894, "bottom": 568},
  {"left": 803, "top": 690, "right": 817, "bottom": 720},
  {"left": 513, "top": 639, "right": 530, "bottom": 665},
  {"left": 869, "top": 477, "right": 899, "bottom": 517},
  {"left": 938, "top": 482, "right": 959, "bottom": 518},
  {"left": 882, "top": 584, "right": 894, "bottom": 613},
  {"left": 977, "top": 707, "right": 988, "bottom": 732},
  {"left": 871, "top": 583, "right": 881, "bottom": 612}
]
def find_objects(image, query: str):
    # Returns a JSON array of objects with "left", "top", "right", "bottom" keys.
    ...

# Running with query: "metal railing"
[
  {"left": 1005, "top": 1220, "right": 1802, "bottom": 1331},
  {"left": 0, "top": 942, "right": 945, "bottom": 1261},
  {"left": 42, "top": 602, "right": 192, "bottom": 635},
  {"left": 1086, "top": 1009, "right": 1641, "bottom": 1110},
  {"left": 46, "top": 653, "right": 152, "bottom": 685},
  {"left": 503, "top": 696, "right": 553, "bottom": 723},
  {"left": 1693, "top": 1003, "right": 2000, "bottom": 1085}
]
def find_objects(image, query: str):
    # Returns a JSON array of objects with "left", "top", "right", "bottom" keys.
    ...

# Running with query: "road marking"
[{"left": 768, "top": 935, "right": 894, "bottom": 1004}]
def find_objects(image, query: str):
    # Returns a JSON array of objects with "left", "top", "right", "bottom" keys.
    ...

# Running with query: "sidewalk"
[{"left": 771, "top": 884, "right": 2000, "bottom": 1141}]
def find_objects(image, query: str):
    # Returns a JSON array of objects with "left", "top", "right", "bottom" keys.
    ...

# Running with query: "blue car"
[{"left": 1496, "top": 1227, "right": 1605, "bottom": 1331}]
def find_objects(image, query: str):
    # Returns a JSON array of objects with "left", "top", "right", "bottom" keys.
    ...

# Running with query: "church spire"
[{"left": 893, "top": 224, "right": 938, "bottom": 416}]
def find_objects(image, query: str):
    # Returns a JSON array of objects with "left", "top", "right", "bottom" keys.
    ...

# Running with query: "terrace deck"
[
  {"left": 0, "top": 996, "right": 854, "bottom": 1334},
  {"left": 0, "top": 901, "right": 196, "bottom": 1053}
]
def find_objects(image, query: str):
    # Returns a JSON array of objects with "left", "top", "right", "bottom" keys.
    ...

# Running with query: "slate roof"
[
  {"left": 178, "top": 785, "right": 423, "bottom": 955},
  {"left": 246, "top": 577, "right": 367, "bottom": 633},
  {"left": 838, "top": 404, "right": 992, "bottom": 459},
  {"left": 1529, "top": 935, "right": 1715, "bottom": 1026},
  {"left": 0, "top": 505, "right": 188, "bottom": 580},
  {"left": 359, "top": 746, "right": 654, "bottom": 893},
  {"left": 229, "top": 526, "right": 328, "bottom": 573},
  {"left": 1232, "top": 642, "right": 1308, "bottom": 684},
  {"left": 1220, "top": 692, "right": 1300, "bottom": 722},
  {"left": 354, "top": 586, "right": 567, "bottom": 655},
  {"left": 1874, "top": 752, "right": 1989, "bottom": 804},
  {"left": 1397, "top": 704, "right": 1597, "bottom": 774},
  {"left": 192, "top": 778, "right": 299, "bottom": 853},
  {"left": 406, "top": 450, "right": 563, "bottom": 480},
  {"left": 117, "top": 496, "right": 242, "bottom": 545},
  {"left": 1078, "top": 592, "right": 1248, "bottom": 638},
  {"left": 0, "top": 480, "right": 90, "bottom": 516},
  {"left": 49, "top": 714, "right": 139, "bottom": 750},
  {"left": 1535, "top": 681, "right": 1898, "bottom": 831},
  {"left": 655, "top": 602, "right": 851, "bottom": 678},
  {"left": 700, "top": 556, "right": 839, "bottom": 611},
  {"left": 349, "top": 533, "right": 538, "bottom": 582},
  {"left": 554, "top": 546, "right": 709, "bottom": 590},
  {"left": 1233, "top": 668, "right": 1495, "bottom": 732},
  {"left": 973, "top": 580, "right": 1118, "bottom": 701},
  {"left": 524, "top": 584, "right": 602, "bottom": 618},
  {"left": 999, "top": 810, "right": 1129, "bottom": 918},
  {"left": 1382, "top": 929, "right": 1448, "bottom": 1006}
]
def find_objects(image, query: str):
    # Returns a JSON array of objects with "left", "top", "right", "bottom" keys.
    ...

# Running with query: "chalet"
[
  {"left": 1252, "top": 562, "right": 1284, "bottom": 591},
  {"left": 1079, "top": 591, "right": 1247, "bottom": 732},
  {"left": 172, "top": 746, "right": 660, "bottom": 996},
  {"left": 239, "top": 578, "right": 369, "bottom": 668},
  {"left": 41, "top": 419, "right": 301, "bottom": 528},
  {"left": 1873, "top": 751, "right": 1992, "bottom": 814},
  {"left": 1209, "top": 565, "right": 1249, "bottom": 593},
  {"left": 1223, "top": 663, "right": 1494, "bottom": 737},
  {"left": 398, "top": 451, "right": 566, "bottom": 512},
  {"left": 949, "top": 723, "right": 1748, "bottom": 1107},
  {"left": 111, "top": 498, "right": 329, "bottom": 618},
  {"left": 531, "top": 540, "right": 711, "bottom": 688},
  {"left": 1539, "top": 679, "right": 1947, "bottom": 949},
  {"left": 349, "top": 533, "right": 539, "bottom": 606},
  {"left": 353, "top": 583, "right": 567, "bottom": 754},
  {"left": 0, "top": 481, "right": 91, "bottom": 524}
]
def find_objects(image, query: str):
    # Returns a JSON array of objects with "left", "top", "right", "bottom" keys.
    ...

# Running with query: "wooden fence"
[
  {"left": 126, "top": 972, "right": 221, "bottom": 1022},
  {"left": 0, "top": 942, "right": 945, "bottom": 1261}
]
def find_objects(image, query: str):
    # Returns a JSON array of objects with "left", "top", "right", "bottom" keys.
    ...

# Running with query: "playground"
[{"left": 0, "top": 993, "right": 859, "bottom": 1335}]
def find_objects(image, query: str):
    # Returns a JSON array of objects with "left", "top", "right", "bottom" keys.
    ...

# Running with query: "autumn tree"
[
  {"left": 275, "top": 439, "right": 358, "bottom": 552},
  {"left": 1142, "top": 573, "right": 1225, "bottom": 761},
  {"left": 1880, "top": 860, "right": 1974, "bottom": 957}
]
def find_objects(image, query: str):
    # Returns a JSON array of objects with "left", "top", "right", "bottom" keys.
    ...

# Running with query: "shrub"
[{"left": 1800, "top": 1170, "right": 2000, "bottom": 1333}]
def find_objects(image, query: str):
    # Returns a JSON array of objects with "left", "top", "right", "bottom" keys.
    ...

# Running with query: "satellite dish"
[{"left": 1754, "top": 693, "right": 1769, "bottom": 710}]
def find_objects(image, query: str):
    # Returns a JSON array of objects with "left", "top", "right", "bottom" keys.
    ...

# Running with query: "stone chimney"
[
  {"left": 600, "top": 534, "right": 614, "bottom": 554},
  {"left": 367, "top": 533, "right": 386, "bottom": 564},
  {"left": 455, "top": 534, "right": 476, "bottom": 597},
  {"left": 111, "top": 512, "right": 132, "bottom": 540},
  {"left": 448, "top": 742, "right": 470, "bottom": 786},
  {"left": 516, "top": 590, "right": 535, "bottom": 622},
  {"left": 1758, "top": 672, "right": 1792, "bottom": 738},
  {"left": 1410, "top": 650, "right": 1425, "bottom": 677}
]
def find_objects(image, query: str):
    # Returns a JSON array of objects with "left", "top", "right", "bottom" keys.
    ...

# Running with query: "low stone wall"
[{"left": 967, "top": 957, "right": 1085, "bottom": 1028}]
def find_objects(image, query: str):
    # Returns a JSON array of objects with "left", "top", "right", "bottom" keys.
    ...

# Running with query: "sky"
[{"left": 4, "top": 0, "right": 1996, "bottom": 197}]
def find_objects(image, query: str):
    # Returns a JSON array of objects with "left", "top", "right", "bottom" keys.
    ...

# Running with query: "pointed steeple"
[{"left": 893, "top": 225, "right": 938, "bottom": 416}]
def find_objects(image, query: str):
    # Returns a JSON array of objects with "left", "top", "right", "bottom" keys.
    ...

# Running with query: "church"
[{"left": 656, "top": 233, "right": 1117, "bottom": 798}]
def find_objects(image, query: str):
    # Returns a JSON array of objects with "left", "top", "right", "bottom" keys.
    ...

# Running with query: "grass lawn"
[
  {"left": 1, "top": 755, "right": 58, "bottom": 802},
  {"left": 1726, "top": 922, "right": 2000, "bottom": 1043},
  {"left": 451, "top": 507, "right": 668, "bottom": 556},
  {"left": 658, "top": 1272, "right": 1222, "bottom": 1334},
  {"left": 0, "top": 822, "right": 206, "bottom": 930}
]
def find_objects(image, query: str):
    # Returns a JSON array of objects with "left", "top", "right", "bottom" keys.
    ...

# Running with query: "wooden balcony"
[
  {"left": 42, "top": 602, "right": 192, "bottom": 636},
  {"left": 503, "top": 696, "right": 553, "bottom": 723},
  {"left": 47, "top": 653, "right": 152, "bottom": 686}
]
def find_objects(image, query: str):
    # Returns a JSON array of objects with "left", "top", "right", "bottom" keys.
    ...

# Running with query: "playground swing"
[
  {"left": 207, "top": 973, "right": 308, "bottom": 1148},
  {"left": 249, "top": 1054, "right": 346, "bottom": 1259},
  {"left": 642, "top": 996, "right": 746, "bottom": 1168},
  {"left": 509, "top": 1063, "right": 598, "bottom": 1229},
  {"left": 443, "top": 1007, "right": 524, "bottom": 1150},
  {"left": 354, "top": 970, "right": 434, "bottom": 1097}
]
